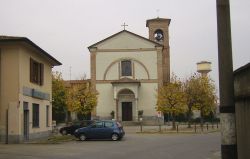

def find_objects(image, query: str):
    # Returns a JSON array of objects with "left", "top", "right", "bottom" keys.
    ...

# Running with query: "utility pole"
[{"left": 216, "top": 0, "right": 237, "bottom": 158}]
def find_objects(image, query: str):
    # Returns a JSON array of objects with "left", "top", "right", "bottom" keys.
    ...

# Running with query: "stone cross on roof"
[{"left": 121, "top": 22, "right": 128, "bottom": 30}]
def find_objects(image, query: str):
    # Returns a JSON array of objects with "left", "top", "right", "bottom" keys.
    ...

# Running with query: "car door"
[
  {"left": 87, "top": 121, "right": 104, "bottom": 139},
  {"left": 103, "top": 121, "right": 114, "bottom": 138}
]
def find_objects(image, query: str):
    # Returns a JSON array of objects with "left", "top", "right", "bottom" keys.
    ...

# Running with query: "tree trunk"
[
  {"left": 65, "top": 110, "right": 68, "bottom": 123},
  {"left": 187, "top": 106, "right": 192, "bottom": 128},
  {"left": 200, "top": 109, "right": 204, "bottom": 130},
  {"left": 66, "top": 111, "right": 72, "bottom": 123},
  {"left": 172, "top": 113, "right": 176, "bottom": 130}
]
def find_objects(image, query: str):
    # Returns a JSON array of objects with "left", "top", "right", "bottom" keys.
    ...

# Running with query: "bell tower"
[{"left": 146, "top": 18, "right": 171, "bottom": 84}]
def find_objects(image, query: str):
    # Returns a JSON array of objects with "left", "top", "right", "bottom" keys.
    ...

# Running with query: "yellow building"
[{"left": 0, "top": 36, "right": 61, "bottom": 143}]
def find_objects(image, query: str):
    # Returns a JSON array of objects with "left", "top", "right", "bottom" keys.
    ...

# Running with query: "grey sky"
[{"left": 1, "top": 0, "right": 249, "bottom": 89}]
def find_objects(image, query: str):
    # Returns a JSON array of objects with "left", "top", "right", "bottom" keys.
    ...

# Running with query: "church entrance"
[
  {"left": 122, "top": 102, "right": 132, "bottom": 121},
  {"left": 116, "top": 88, "right": 136, "bottom": 121}
]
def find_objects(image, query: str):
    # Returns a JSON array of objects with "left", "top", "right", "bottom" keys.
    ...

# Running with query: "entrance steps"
[{"left": 121, "top": 121, "right": 141, "bottom": 126}]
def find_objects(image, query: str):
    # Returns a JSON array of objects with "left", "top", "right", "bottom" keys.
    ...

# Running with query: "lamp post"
[{"left": 216, "top": 0, "right": 237, "bottom": 158}]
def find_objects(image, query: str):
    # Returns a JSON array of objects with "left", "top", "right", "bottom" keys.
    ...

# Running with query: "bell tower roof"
[
  {"left": 146, "top": 17, "right": 171, "bottom": 46},
  {"left": 146, "top": 18, "right": 171, "bottom": 27}
]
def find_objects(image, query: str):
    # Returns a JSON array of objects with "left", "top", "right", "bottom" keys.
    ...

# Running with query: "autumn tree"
[
  {"left": 196, "top": 75, "right": 217, "bottom": 127},
  {"left": 52, "top": 71, "right": 67, "bottom": 123},
  {"left": 184, "top": 74, "right": 201, "bottom": 128},
  {"left": 184, "top": 74, "right": 217, "bottom": 127},
  {"left": 157, "top": 75, "right": 187, "bottom": 129},
  {"left": 66, "top": 81, "right": 98, "bottom": 120}
]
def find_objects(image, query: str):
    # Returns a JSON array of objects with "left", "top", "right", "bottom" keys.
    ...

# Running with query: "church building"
[{"left": 88, "top": 18, "right": 171, "bottom": 122}]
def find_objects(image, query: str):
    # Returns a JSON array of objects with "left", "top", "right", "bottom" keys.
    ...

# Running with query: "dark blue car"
[
  {"left": 59, "top": 120, "right": 94, "bottom": 135},
  {"left": 74, "top": 120, "right": 125, "bottom": 141}
]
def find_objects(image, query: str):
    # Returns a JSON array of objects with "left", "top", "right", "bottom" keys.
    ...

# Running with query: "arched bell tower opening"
[
  {"left": 154, "top": 29, "right": 164, "bottom": 42},
  {"left": 146, "top": 18, "right": 171, "bottom": 85}
]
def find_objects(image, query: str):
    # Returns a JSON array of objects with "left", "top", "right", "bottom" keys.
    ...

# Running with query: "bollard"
[
  {"left": 159, "top": 124, "right": 161, "bottom": 132},
  {"left": 207, "top": 123, "right": 209, "bottom": 131},
  {"left": 177, "top": 124, "right": 179, "bottom": 133},
  {"left": 212, "top": 122, "right": 214, "bottom": 129},
  {"left": 140, "top": 122, "right": 142, "bottom": 132},
  {"left": 217, "top": 122, "right": 218, "bottom": 129}
]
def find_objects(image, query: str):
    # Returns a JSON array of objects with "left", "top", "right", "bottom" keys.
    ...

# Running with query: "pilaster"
[
  {"left": 156, "top": 46, "right": 163, "bottom": 88},
  {"left": 90, "top": 47, "right": 97, "bottom": 117},
  {"left": 135, "top": 98, "right": 138, "bottom": 121}
]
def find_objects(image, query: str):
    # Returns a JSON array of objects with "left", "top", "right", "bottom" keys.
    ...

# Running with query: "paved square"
[{"left": 0, "top": 133, "right": 220, "bottom": 159}]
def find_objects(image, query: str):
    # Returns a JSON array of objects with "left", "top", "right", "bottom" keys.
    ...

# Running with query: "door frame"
[{"left": 23, "top": 102, "right": 29, "bottom": 141}]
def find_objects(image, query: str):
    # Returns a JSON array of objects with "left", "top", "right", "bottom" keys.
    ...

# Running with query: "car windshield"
[
  {"left": 81, "top": 121, "right": 92, "bottom": 127},
  {"left": 70, "top": 120, "right": 93, "bottom": 127},
  {"left": 73, "top": 122, "right": 81, "bottom": 126}
]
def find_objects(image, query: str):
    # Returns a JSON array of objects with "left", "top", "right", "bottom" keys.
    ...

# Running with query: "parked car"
[
  {"left": 59, "top": 120, "right": 94, "bottom": 135},
  {"left": 74, "top": 120, "right": 125, "bottom": 141}
]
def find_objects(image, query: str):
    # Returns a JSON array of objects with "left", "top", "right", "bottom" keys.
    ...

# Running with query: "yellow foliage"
[
  {"left": 184, "top": 74, "right": 217, "bottom": 116},
  {"left": 66, "top": 82, "right": 98, "bottom": 115},
  {"left": 157, "top": 75, "right": 187, "bottom": 115},
  {"left": 52, "top": 71, "right": 67, "bottom": 114}
]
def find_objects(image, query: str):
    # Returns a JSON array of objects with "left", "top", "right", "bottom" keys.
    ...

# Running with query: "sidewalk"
[
  {"left": 123, "top": 125, "right": 220, "bottom": 134},
  {"left": 123, "top": 126, "right": 140, "bottom": 133}
]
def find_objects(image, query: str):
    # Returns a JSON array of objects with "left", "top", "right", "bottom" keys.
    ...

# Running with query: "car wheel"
[
  {"left": 79, "top": 134, "right": 86, "bottom": 141},
  {"left": 111, "top": 133, "right": 119, "bottom": 141},
  {"left": 62, "top": 130, "right": 67, "bottom": 135}
]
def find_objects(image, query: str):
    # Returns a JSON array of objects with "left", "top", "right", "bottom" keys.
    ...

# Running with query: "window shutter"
[
  {"left": 37, "top": 63, "right": 41, "bottom": 85},
  {"left": 40, "top": 63, "right": 44, "bottom": 85},
  {"left": 30, "top": 58, "right": 34, "bottom": 83}
]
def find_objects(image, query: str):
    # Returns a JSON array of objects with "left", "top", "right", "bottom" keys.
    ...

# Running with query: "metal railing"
[{"left": 138, "top": 122, "right": 220, "bottom": 133}]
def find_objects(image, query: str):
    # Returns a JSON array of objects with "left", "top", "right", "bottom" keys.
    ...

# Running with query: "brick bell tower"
[{"left": 146, "top": 18, "right": 171, "bottom": 85}]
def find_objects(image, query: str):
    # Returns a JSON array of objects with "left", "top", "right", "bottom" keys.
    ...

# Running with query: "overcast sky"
[{"left": 1, "top": 0, "right": 249, "bottom": 90}]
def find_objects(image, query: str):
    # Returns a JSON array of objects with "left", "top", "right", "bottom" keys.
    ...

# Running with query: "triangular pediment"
[{"left": 88, "top": 30, "right": 162, "bottom": 50}]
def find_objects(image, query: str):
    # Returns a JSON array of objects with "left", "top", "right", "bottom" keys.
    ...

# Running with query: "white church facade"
[{"left": 88, "top": 18, "right": 171, "bottom": 122}]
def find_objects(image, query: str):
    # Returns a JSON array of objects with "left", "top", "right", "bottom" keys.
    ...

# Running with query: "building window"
[
  {"left": 30, "top": 58, "right": 44, "bottom": 85},
  {"left": 121, "top": 60, "right": 132, "bottom": 76},
  {"left": 46, "top": 105, "right": 49, "bottom": 127},
  {"left": 32, "top": 104, "right": 39, "bottom": 127}
]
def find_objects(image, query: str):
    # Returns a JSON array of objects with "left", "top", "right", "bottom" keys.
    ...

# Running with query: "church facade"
[{"left": 88, "top": 18, "right": 171, "bottom": 122}]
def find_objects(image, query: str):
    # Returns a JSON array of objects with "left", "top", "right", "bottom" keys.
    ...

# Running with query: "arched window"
[{"left": 121, "top": 60, "right": 132, "bottom": 76}]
